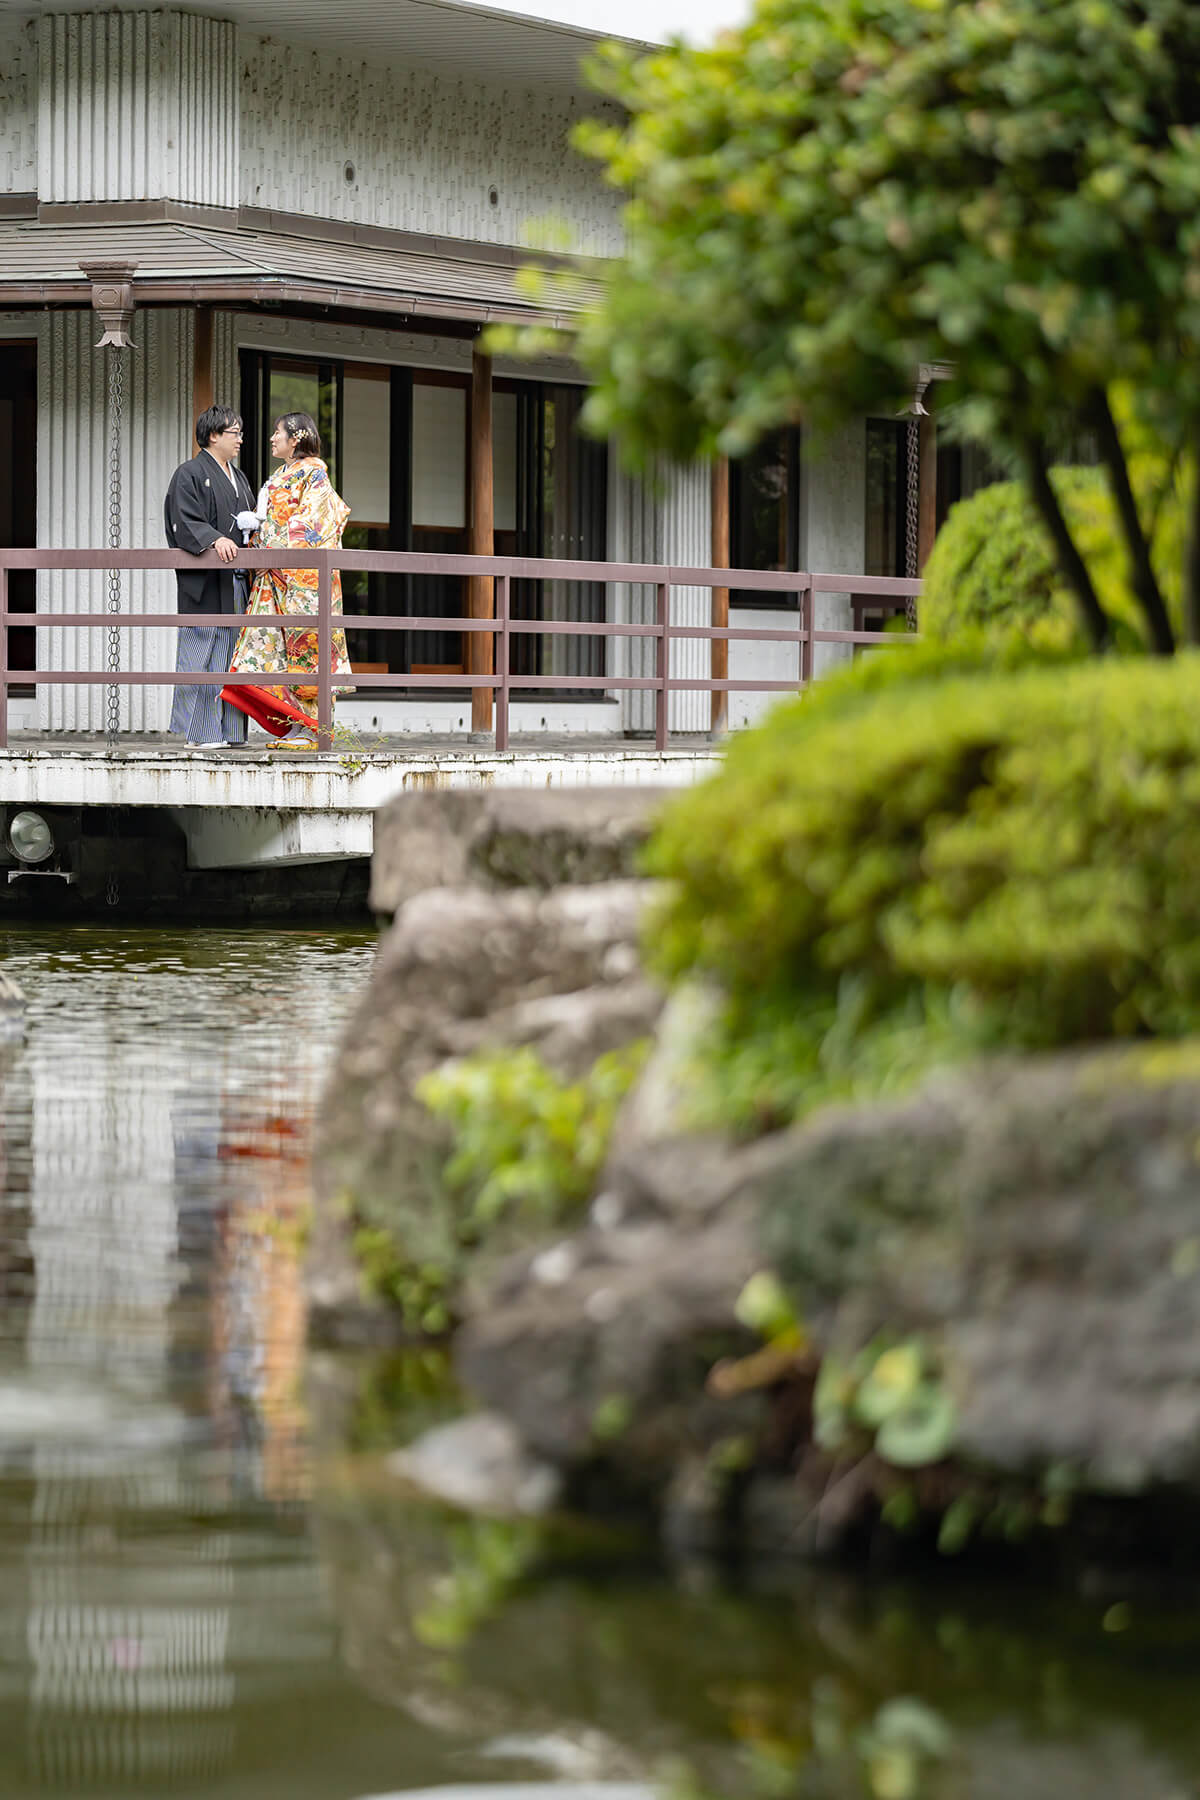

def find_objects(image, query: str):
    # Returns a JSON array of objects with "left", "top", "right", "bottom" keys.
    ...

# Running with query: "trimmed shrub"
[
  {"left": 645, "top": 653, "right": 1200, "bottom": 1124},
  {"left": 923, "top": 437, "right": 1188, "bottom": 652}
]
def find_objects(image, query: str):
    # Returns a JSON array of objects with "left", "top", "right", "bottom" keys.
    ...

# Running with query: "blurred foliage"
[
  {"left": 666, "top": 1689, "right": 957, "bottom": 1800},
  {"left": 561, "top": 0, "right": 1200, "bottom": 462},
  {"left": 418, "top": 1041, "right": 648, "bottom": 1228},
  {"left": 925, "top": 394, "right": 1190, "bottom": 649},
  {"left": 735, "top": 1269, "right": 806, "bottom": 1348},
  {"left": 643, "top": 650, "right": 1200, "bottom": 1131},
  {"left": 412, "top": 1516, "right": 543, "bottom": 1652},
  {"left": 352, "top": 1221, "right": 456, "bottom": 1337},
  {"left": 814, "top": 1337, "right": 956, "bottom": 1471},
  {"left": 348, "top": 1348, "right": 460, "bottom": 1454},
  {"left": 495, "top": 0, "right": 1200, "bottom": 649},
  {"left": 355, "top": 1043, "right": 648, "bottom": 1332}
]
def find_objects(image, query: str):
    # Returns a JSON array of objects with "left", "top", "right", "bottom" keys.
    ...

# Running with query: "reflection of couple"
[{"left": 164, "top": 404, "right": 351, "bottom": 749}]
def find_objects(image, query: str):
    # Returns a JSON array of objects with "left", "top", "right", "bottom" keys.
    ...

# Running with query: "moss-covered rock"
[
  {"left": 369, "top": 787, "right": 671, "bottom": 919},
  {"left": 758, "top": 1045, "right": 1200, "bottom": 1495},
  {"left": 310, "top": 878, "right": 662, "bottom": 1342}
]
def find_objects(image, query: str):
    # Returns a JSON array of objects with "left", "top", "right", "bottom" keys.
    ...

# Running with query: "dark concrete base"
[{"left": 0, "top": 804, "right": 370, "bottom": 921}]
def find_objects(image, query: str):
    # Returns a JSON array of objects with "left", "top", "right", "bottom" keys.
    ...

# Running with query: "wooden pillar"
[
  {"left": 468, "top": 343, "right": 495, "bottom": 732},
  {"left": 192, "top": 305, "right": 214, "bottom": 446},
  {"left": 917, "top": 405, "right": 937, "bottom": 572},
  {"left": 710, "top": 457, "right": 730, "bottom": 735}
]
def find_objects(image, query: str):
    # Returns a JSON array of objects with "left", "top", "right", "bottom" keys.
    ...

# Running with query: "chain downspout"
[
  {"left": 81, "top": 262, "right": 137, "bottom": 752},
  {"left": 904, "top": 412, "right": 920, "bottom": 632},
  {"left": 105, "top": 348, "right": 126, "bottom": 748}
]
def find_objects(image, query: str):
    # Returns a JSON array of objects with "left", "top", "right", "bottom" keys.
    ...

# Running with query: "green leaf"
[
  {"left": 733, "top": 1269, "right": 800, "bottom": 1343},
  {"left": 875, "top": 1384, "right": 957, "bottom": 1469},
  {"left": 854, "top": 1342, "right": 924, "bottom": 1426}
]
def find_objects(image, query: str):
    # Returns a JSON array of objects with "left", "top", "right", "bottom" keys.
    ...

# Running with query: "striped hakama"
[{"left": 170, "top": 575, "right": 249, "bottom": 744}]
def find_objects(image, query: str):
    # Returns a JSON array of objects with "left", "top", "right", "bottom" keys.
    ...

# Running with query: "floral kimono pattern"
[{"left": 229, "top": 457, "right": 352, "bottom": 729}]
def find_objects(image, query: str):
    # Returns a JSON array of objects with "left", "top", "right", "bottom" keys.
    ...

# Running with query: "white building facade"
[{"left": 0, "top": 0, "right": 940, "bottom": 740}]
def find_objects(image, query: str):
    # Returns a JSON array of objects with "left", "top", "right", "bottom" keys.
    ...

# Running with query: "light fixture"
[{"left": 8, "top": 810, "right": 54, "bottom": 864}]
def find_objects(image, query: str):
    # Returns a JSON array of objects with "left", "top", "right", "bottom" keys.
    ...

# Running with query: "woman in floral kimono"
[{"left": 222, "top": 413, "right": 352, "bottom": 747}]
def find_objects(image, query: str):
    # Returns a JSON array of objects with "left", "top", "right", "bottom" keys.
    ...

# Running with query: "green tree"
[{"left": 563, "top": 0, "right": 1200, "bottom": 654}]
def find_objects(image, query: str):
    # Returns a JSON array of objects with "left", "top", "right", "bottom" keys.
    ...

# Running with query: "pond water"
[{"left": 0, "top": 924, "right": 1198, "bottom": 1800}]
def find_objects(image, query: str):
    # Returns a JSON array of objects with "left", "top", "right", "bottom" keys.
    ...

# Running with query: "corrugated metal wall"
[
  {"left": 213, "top": 312, "right": 237, "bottom": 421},
  {"left": 0, "top": 21, "right": 36, "bottom": 195},
  {"left": 37, "top": 13, "right": 238, "bottom": 208},
  {"left": 660, "top": 459, "right": 712, "bottom": 734},
  {"left": 606, "top": 457, "right": 712, "bottom": 735},
  {"left": 606, "top": 459, "right": 660, "bottom": 735},
  {"left": 38, "top": 309, "right": 193, "bottom": 733},
  {"left": 240, "top": 42, "right": 624, "bottom": 254}
]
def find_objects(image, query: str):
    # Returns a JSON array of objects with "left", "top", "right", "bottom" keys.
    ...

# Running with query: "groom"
[{"left": 164, "top": 405, "right": 258, "bottom": 747}]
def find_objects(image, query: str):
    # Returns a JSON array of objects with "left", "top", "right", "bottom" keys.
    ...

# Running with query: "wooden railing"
[{"left": 0, "top": 547, "right": 920, "bottom": 752}]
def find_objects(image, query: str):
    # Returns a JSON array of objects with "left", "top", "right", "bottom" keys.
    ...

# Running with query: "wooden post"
[
  {"left": 495, "top": 573, "right": 510, "bottom": 752},
  {"left": 710, "top": 456, "right": 730, "bottom": 736},
  {"left": 316, "top": 551, "right": 333, "bottom": 751},
  {"left": 918, "top": 405, "right": 937, "bottom": 572},
  {"left": 192, "top": 305, "right": 214, "bottom": 444},
  {"left": 655, "top": 581, "right": 670, "bottom": 751},
  {"left": 468, "top": 342, "right": 494, "bottom": 733},
  {"left": 800, "top": 582, "right": 814, "bottom": 688}
]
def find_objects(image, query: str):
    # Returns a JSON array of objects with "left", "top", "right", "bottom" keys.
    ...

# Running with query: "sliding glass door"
[
  {"left": 239, "top": 350, "right": 608, "bottom": 690},
  {"left": 0, "top": 343, "right": 36, "bottom": 678},
  {"left": 501, "top": 381, "right": 608, "bottom": 680}
]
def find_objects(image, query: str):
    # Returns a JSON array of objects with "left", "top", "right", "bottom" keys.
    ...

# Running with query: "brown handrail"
[{"left": 0, "top": 547, "right": 919, "bottom": 753}]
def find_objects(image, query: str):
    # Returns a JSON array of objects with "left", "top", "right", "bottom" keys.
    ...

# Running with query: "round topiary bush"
[
  {"left": 921, "top": 473, "right": 1090, "bottom": 649},
  {"left": 645, "top": 653, "right": 1200, "bottom": 1123},
  {"left": 922, "top": 455, "right": 1187, "bottom": 651}
]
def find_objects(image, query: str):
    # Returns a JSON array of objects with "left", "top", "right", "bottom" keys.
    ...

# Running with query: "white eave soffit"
[{"left": 0, "top": 0, "right": 656, "bottom": 89}]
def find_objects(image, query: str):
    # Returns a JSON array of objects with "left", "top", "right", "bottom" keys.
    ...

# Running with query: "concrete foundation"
[
  {"left": 0, "top": 805, "right": 371, "bottom": 919},
  {"left": 0, "top": 738, "right": 720, "bottom": 915}
]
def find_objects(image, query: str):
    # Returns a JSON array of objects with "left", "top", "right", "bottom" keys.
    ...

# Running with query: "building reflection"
[
  {"left": 0, "top": 949, "right": 333, "bottom": 1792},
  {"left": 0, "top": 1039, "right": 33, "bottom": 1351}
]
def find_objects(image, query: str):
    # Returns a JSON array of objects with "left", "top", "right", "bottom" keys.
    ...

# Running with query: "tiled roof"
[{"left": 0, "top": 218, "right": 598, "bottom": 326}]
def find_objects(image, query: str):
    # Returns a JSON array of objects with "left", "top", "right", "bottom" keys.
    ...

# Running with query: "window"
[
  {"left": 240, "top": 355, "right": 341, "bottom": 492},
  {"left": 0, "top": 343, "right": 36, "bottom": 677},
  {"left": 238, "top": 349, "right": 608, "bottom": 688},
  {"left": 730, "top": 428, "right": 800, "bottom": 606},
  {"left": 857, "top": 420, "right": 913, "bottom": 642},
  {"left": 865, "top": 418, "right": 907, "bottom": 579}
]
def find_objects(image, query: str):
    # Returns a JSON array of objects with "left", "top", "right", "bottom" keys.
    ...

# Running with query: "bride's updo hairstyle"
[{"left": 276, "top": 412, "right": 321, "bottom": 458}]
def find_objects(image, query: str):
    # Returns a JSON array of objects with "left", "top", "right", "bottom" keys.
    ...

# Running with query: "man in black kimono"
[{"left": 164, "top": 405, "right": 259, "bottom": 747}]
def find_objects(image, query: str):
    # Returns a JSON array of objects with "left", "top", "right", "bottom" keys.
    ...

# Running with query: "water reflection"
[
  {"left": 0, "top": 926, "right": 377, "bottom": 1796},
  {"left": 0, "top": 927, "right": 1199, "bottom": 1800}
]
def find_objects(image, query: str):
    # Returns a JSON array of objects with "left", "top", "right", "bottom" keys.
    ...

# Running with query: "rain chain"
[
  {"left": 105, "top": 348, "right": 126, "bottom": 906},
  {"left": 105, "top": 348, "right": 126, "bottom": 747},
  {"left": 904, "top": 412, "right": 920, "bottom": 633}
]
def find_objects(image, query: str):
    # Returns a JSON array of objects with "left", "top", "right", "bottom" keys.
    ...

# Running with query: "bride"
[{"left": 222, "top": 412, "right": 352, "bottom": 747}]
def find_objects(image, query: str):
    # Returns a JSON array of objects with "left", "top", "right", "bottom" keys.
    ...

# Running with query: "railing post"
[
  {"left": 655, "top": 581, "right": 670, "bottom": 752},
  {"left": 710, "top": 458, "right": 730, "bottom": 736},
  {"left": 800, "top": 579, "right": 815, "bottom": 688},
  {"left": 317, "top": 550, "right": 333, "bottom": 751},
  {"left": 468, "top": 344, "right": 495, "bottom": 733},
  {"left": 0, "top": 561, "right": 8, "bottom": 752},
  {"left": 495, "top": 573, "right": 510, "bottom": 753}
]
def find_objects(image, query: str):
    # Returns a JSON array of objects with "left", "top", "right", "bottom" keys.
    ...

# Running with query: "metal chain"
[
  {"left": 904, "top": 412, "right": 920, "bottom": 631},
  {"left": 105, "top": 350, "right": 125, "bottom": 746}
]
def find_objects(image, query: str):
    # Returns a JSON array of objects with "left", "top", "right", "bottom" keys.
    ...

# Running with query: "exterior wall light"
[{"left": 8, "top": 811, "right": 55, "bottom": 864}]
